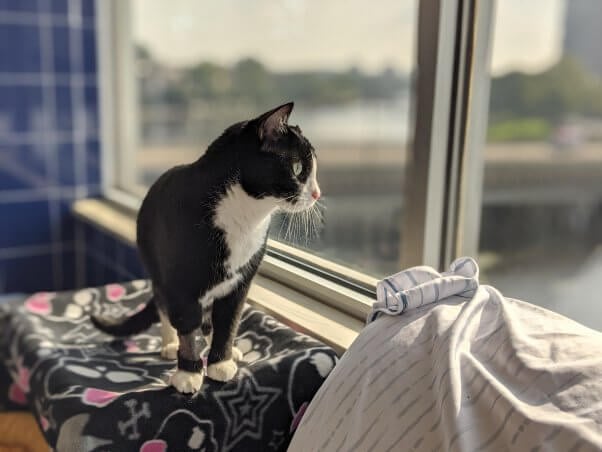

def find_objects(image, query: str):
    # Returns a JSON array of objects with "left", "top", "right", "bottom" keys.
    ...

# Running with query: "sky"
[{"left": 133, "top": 0, "right": 566, "bottom": 76}]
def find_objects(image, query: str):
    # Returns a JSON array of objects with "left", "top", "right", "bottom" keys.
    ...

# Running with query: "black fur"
[
  {"left": 91, "top": 298, "right": 159, "bottom": 337},
  {"left": 91, "top": 102, "right": 317, "bottom": 378}
]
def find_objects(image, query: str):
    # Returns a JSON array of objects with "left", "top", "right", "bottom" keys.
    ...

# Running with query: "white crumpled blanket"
[{"left": 289, "top": 257, "right": 602, "bottom": 452}]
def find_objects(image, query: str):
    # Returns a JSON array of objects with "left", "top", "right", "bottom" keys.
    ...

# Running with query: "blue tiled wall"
[
  {"left": 0, "top": 0, "right": 102, "bottom": 293},
  {"left": 76, "top": 220, "right": 146, "bottom": 287}
]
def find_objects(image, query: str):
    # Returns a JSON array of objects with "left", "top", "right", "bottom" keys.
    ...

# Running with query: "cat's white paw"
[
  {"left": 232, "top": 346, "right": 243, "bottom": 362},
  {"left": 160, "top": 342, "right": 178, "bottom": 360},
  {"left": 207, "top": 359, "right": 238, "bottom": 382},
  {"left": 170, "top": 370, "right": 203, "bottom": 393}
]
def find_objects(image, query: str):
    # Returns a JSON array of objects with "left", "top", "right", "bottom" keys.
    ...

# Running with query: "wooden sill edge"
[{"left": 72, "top": 198, "right": 362, "bottom": 354}]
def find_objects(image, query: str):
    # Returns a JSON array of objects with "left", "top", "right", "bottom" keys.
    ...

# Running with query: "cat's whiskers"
[
  {"left": 273, "top": 191, "right": 325, "bottom": 246},
  {"left": 309, "top": 203, "right": 325, "bottom": 241},
  {"left": 278, "top": 198, "right": 325, "bottom": 246}
]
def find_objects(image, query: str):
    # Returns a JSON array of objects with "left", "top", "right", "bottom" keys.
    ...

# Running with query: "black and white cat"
[{"left": 92, "top": 103, "right": 320, "bottom": 393}]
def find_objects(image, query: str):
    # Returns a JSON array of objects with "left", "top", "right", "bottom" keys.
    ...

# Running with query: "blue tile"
[
  {"left": 60, "top": 249, "right": 76, "bottom": 290},
  {"left": 85, "top": 139, "right": 101, "bottom": 185},
  {"left": 83, "top": 220, "right": 94, "bottom": 242},
  {"left": 56, "top": 142, "right": 76, "bottom": 186},
  {"left": 115, "top": 270, "right": 133, "bottom": 284},
  {"left": 86, "top": 253, "right": 104, "bottom": 287},
  {"left": 74, "top": 245, "right": 86, "bottom": 287},
  {"left": 125, "top": 245, "right": 145, "bottom": 278},
  {"left": 59, "top": 199, "right": 77, "bottom": 242},
  {"left": 55, "top": 85, "right": 72, "bottom": 131},
  {"left": 115, "top": 237, "right": 126, "bottom": 267},
  {"left": 0, "top": 163, "right": 36, "bottom": 191},
  {"left": 52, "top": 26, "right": 71, "bottom": 74},
  {"left": 84, "top": 84, "right": 98, "bottom": 130},
  {"left": 87, "top": 184, "right": 101, "bottom": 197},
  {"left": 82, "top": 27, "right": 96, "bottom": 74},
  {"left": 0, "top": 24, "right": 41, "bottom": 73},
  {"left": 105, "top": 265, "right": 118, "bottom": 284},
  {"left": 0, "top": 253, "right": 54, "bottom": 293},
  {"left": 87, "top": 254, "right": 117, "bottom": 287},
  {"left": 0, "top": 0, "right": 39, "bottom": 13},
  {"left": 86, "top": 137, "right": 100, "bottom": 158},
  {"left": 104, "top": 233, "right": 118, "bottom": 267},
  {"left": 80, "top": 222, "right": 144, "bottom": 285},
  {"left": 50, "top": 0, "right": 69, "bottom": 15},
  {"left": 89, "top": 223, "right": 104, "bottom": 256},
  {"left": 0, "top": 147, "right": 35, "bottom": 190},
  {"left": 82, "top": 221, "right": 94, "bottom": 245},
  {"left": 0, "top": 201, "right": 51, "bottom": 248},
  {"left": 84, "top": 253, "right": 94, "bottom": 286},
  {"left": 81, "top": 0, "right": 95, "bottom": 19},
  {"left": 84, "top": 84, "right": 98, "bottom": 104},
  {"left": 0, "top": 85, "right": 44, "bottom": 134},
  {"left": 0, "top": 145, "right": 47, "bottom": 190},
  {"left": 19, "top": 143, "right": 47, "bottom": 181}
]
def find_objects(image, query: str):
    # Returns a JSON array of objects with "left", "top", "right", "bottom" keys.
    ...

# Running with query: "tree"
[{"left": 490, "top": 56, "right": 602, "bottom": 122}]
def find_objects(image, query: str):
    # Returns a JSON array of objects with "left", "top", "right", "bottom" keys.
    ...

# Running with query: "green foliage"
[
  {"left": 136, "top": 46, "right": 408, "bottom": 109},
  {"left": 182, "top": 62, "right": 232, "bottom": 101},
  {"left": 490, "top": 56, "right": 602, "bottom": 122},
  {"left": 487, "top": 118, "right": 551, "bottom": 142},
  {"left": 136, "top": 41, "right": 602, "bottom": 134}
]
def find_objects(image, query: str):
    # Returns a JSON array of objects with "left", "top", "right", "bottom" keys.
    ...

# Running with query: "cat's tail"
[{"left": 91, "top": 297, "right": 160, "bottom": 337}]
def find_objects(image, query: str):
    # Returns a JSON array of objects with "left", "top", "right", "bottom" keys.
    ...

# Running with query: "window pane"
[
  {"left": 480, "top": 0, "right": 602, "bottom": 329},
  {"left": 130, "top": 0, "right": 417, "bottom": 277}
]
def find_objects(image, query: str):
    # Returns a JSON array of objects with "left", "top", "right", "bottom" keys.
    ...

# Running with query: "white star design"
[{"left": 213, "top": 370, "right": 281, "bottom": 450}]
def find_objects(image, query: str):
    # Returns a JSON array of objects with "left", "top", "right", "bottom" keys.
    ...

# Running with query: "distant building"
[{"left": 563, "top": 0, "right": 602, "bottom": 78}]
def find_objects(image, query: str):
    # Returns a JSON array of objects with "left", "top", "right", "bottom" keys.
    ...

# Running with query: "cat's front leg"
[
  {"left": 167, "top": 301, "right": 204, "bottom": 393},
  {"left": 158, "top": 309, "right": 179, "bottom": 360},
  {"left": 171, "top": 330, "right": 204, "bottom": 393},
  {"left": 201, "top": 302, "right": 243, "bottom": 362},
  {"left": 206, "top": 286, "right": 248, "bottom": 382}
]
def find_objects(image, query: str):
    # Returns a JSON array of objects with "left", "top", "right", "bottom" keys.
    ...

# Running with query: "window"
[
  {"left": 99, "top": 0, "right": 475, "bottom": 315},
  {"left": 99, "top": 0, "right": 601, "bottom": 330},
  {"left": 478, "top": 0, "right": 602, "bottom": 330},
  {"left": 108, "top": 0, "right": 417, "bottom": 279}
]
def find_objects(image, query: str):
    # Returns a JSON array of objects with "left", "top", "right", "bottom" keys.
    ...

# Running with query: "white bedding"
[{"left": 289, "top": 258, "right": 602, "bottom": 451}]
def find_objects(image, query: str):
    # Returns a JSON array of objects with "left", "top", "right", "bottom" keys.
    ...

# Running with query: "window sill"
[{"left": 72, "top": 198, "right": 363, "bottom": 353}]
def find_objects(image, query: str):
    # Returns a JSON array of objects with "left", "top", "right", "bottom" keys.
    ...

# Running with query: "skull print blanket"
[{"left": 0, "top": 280, "right": 338, "bottom": 452}]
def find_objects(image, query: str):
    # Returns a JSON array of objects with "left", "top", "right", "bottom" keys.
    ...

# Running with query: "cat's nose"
[{"left": 312, "top": 189, "right": 321, "bottom": 200}]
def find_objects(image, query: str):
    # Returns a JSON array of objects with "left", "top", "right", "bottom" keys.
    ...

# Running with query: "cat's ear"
[{"left": 256, "top": 102, "right": 294, "bottom": 142}]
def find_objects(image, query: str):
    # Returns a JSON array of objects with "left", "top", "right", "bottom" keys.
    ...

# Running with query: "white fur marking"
[
  {"left": 304, "top": 156, "right": 320, "bottom": 202},
  {"left": 197, "top": 275, "right": 242, "bottom": 307},
  {"left": 232, "top": 346, "right": 244, "bottom": 362},
  {"left": 310, "top": 352, "right": 335, "bottom": 377},
  {"left": 204, "top": 331, "right": 213, "bottom": 347},
  {"left": 214, "top": 183, "right": 275, "bottom": 273},
  {"left": 207, "top": 359, "right": 238, "bottom": 382},
  {"left": 284, "top": 156, "right": 321, "bottom": 212},
  {"left": 161, "top": 343, "right": 178, "bottom": 361},
  {"left": 171, "top": 370, "right": 203, "bottom": 393}
]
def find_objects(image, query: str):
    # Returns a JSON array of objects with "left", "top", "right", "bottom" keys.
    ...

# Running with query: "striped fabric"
[
  {"left": 289, "top": 258, "right": 602, "bottom": 452},
  {"left": 370, "top": 257, "right": 479, "bottom": 323}
]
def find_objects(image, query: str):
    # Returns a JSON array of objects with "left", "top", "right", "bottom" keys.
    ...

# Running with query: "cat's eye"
[{"left": 292, "top": 161, "right": 303, "bottom": 176}]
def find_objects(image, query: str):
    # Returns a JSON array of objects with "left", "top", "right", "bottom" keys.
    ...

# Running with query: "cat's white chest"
[
  {"left": 224, "top": 218, "right": 270, "bottom": 273},
  {"left": 214, "top": 183, "right": 274, "bottom": 274},
  {"left": 198, "top": 275, "right": 242, "bottom": 307}
]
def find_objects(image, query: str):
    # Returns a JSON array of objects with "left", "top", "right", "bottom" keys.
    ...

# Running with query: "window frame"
[{"left": 96, "top": 0, "right": 495, "bottom": 321}]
